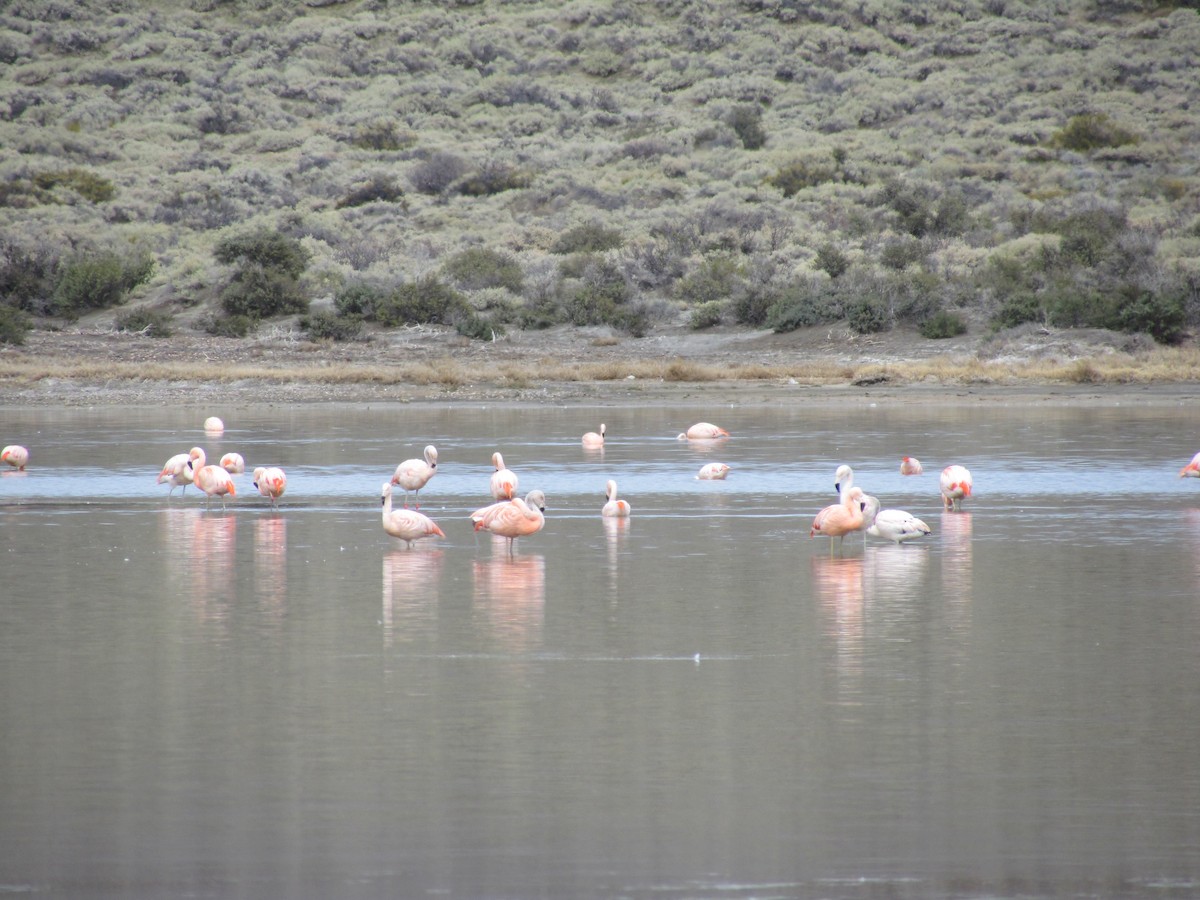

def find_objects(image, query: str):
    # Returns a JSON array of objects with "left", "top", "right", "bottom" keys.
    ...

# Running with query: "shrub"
[
  {"left": 334, "top": 282, "right": 387, "bottom": 319},
  {"left": 214, "top": 229, "right": 309, "bottom": 279},
  {"left": 690, "top": 300, "right": 725, "bottom": 329},
  {"left": 919, "top": 310, "right": 967, "bottom": 339},
  {"left": 0, "top": 239, "right": 58, "bottom": 314},
  {"left": 52, "top": 251, "right": 154, "bottom": 320},
  {"left": 455, "top": 162, "right": 531, "bottom": 197},
  {"left": 220, "top": 266, "right": 309, "bottom": 319},
  {"left": 991, "top": 292, "right": 1045, "bottom": 330},
  {"left": 201, "top": 313, "right": 256, "bottom": 338},
  {"left": 728, "top": 104, "right": 766, "bottom": 150},
  {"left": 675, "top": 255, "right": 741, "bottom": 305},
  {"left": 1111, "top": 286, "right": 1186, "bottom": 344},
  {"left": 1049, "top": 113, "right": 1140, "bottom": 153},
  {"left": 114, "top": 307, "right": 174, "bottom": 337},
  {"left": 847, "top": 297, "right": 891, "bottom": 334},
  {"left": 375, "top": 277, "right": 469, "bottom": 327},
  {"left": 768, "top": 159, "right": 835, "bottom": 197},
  {"left": 409, "top": 152, "right": 468, "bottom": 195},
  {"left": 814, "top": 244, "right": 849, "bottom": 279},
  {"left": 0, "top": 304, "right": 31, "bottom": 345},
  {"left": 767, "top": 281, "right": 842, "bottom": 332},
  {"left": 33, "top": 168, "right": 115, "bottom": 203},
  {"left": 551, "top": 222, "right": 624, "bottom": 254},
  {"left": 442, "top": 247, "right": 523, "bottom": 293},
  {"left": 299, "top": 310, "right": 363, "bottom": 341},
  {"left": 350, "top": 121, "right": 414, "bottom": 151},
  {"left": 337, "top": 175, "right": 406, "bottom": 209},
  {"left": 880, "top": 236, "right": 925, "bottom": 271},
  {"left": 455, "top": 312, "right": 505, "bottom": 341}
]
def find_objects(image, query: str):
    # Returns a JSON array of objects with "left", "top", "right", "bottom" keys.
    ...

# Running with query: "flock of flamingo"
[{"left": 9, "top": 422, "right": 1200, "bottom": 557}]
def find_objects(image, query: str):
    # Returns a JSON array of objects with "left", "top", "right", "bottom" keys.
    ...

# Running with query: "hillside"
[{"left": 2, "top": 0, "right": 1199, "bottom": 356}]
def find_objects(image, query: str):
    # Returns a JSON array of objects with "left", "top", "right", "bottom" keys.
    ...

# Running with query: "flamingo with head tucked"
[
  {"left": 381, "top": 482, "right": 445, "bottom": 548},
  {"left": 900, "top": 456, "right": 923, "bottom": 476},
  {"left": 861, "top": 495, "right": 932, "bottom": 545},
  {"left": 189, "top": 447, "right": 236, "bottom": 510},
  {"left": 601, "top": 479, "right": 631, "bottom": 518},
  {"left": 1180, "top": 453, "right": 1200, "bottom": 478},
  {"left": 677, "top": 422, "right": 730, "bottom": 440},
  {"left": 220, "top": 452, "right": 245, "bottom": 475},
  {"left": 490, "top": 451, "right": 518, "bottom": 501},
  {"left": 157, "top": 447, "right": 198, "bottom": 498},
  {"left": 252, "top": 466, "right": 287, "bottom": 508},
  {"left": 696, "top": 462, "right": 731, "bottom": 480},
  {"left": 1, "top": 445, "right": 29, "bottom": 471},
  {"left": 391, "top": 445, "right": 438, "bottom": 508},
  {"left": 471, "top": 490, "right": 546, "bottom": 554},
  {"left": 582, "top": 424, "right": 606, "bottom": 448},
  {"left": 940, "top": 465, "right": 973, "bottom": 511}
]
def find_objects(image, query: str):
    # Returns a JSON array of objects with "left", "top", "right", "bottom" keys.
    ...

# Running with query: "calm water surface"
[{"left": 2, "top": 401, "right": 1199, "bottom": 899}]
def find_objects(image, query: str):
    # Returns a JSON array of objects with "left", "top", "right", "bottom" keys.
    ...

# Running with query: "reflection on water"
[
  {"left": 4, "top": 402, "right": 1200, "bottom": 898},
  {"left": 472, "top": 553, "right": 545, "bottom": 651}
]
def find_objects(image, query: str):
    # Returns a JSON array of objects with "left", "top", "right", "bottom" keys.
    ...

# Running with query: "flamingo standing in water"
[
  {"left": 471, "top": 490, "right": 546, "bottom": 554},
  {"left": 833, "top": 464, "right": 855, "bottom": 497},
  {"left": 601, "top": 479, "right": 631, "bottom": 517},
  {"left": 203, "top": 416, "right": 224, "bottom": 435},
  {"left": 189, "top": 447, "right": 236, "bottom": 509},
  {"left": 490, "top": 451, "right": 519, "bottom": 501},
  {"left": 677, "top": 422, "right": 730, "bottom": 440},
  {"left": 381, "top": 482, "right": 445, "bottom": 548},
  {"left": 810, "top": 486, "right": 867, "bottom": 555},
  {"left": 220, "top": 452, "right": 245, "bottom": 475},
  {"left": 1180, "top": 453, "right": 1200, "bottom": 477},
  {"left": 252, "top": 466, "right": 287, "bottom": 508},
  {"left": 900, "top": 456, "right": 923, "bottom": 475},
  {"left": 582, "top": 424, "right": 606, "bottom": 448},
  {"left": 861, "top": 495, "right": 931, "bottom": 545},
  {"left": 940, "top": 465, "right": 973, "bottom": 511},
  {"left": 391, "top": 445, "right": 438, "bottom": 508},
  {"left": 157, "top": 448, "right": 198, "bottom": 498},
  {"left": 1, "top": 445, "right": 29, "bottom": 471},
  {"left": 696, "top": 462, "right": 731, "bottom": 480}
]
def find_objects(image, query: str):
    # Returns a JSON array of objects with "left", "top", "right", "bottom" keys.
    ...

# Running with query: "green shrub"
[
  {"left": 299, "top": 310, "right": 363, "bottom": 341},
  {"left": 728, "top": 104, "right": 767, "bottom": 150},
  {"left": 551, "top": 222, "right": 624, "bottom": 254},
  {"left": 880, "top": 236, "right": 926, "bottom": 271},
  {"left": 375, "top": 276, "right": 468, "bottom": 327},
  {"left": 1111, "top": 286, "right": 1186, "bottom": 344},
  {"left": 202, "top": 313, "right": 256, "bottom": 338},
  {"left": 689, "top": 300, "right": 725, "bottom": 329},
  {"left": 1049, "top": 113, "right": 1140, "bottom": 153},
  {"left": 0, "top": 239, "right": 58, "bottom": 314},
  {"left": 732, "top": 284, "right": 781, "bottom": 326},
  {"left": 409, "top": 152, "right": 468, "bottom": 195},
  {"left": 220, "top": 266, "right": 309, "bottom": 319},
  {"left": 455, "top": 162, "right": 531, "bottom": 197},
  {"left": 766, "top": 282, "right": 842, "bottom": 332},
  {"left": 768, "top": 159, "right": 836, "bottom": 197},
  {"left": 33, "top": 168, "right": 115, "bottom": 203},
  {"left": 847, "top": 297, "right": 891, "bottom": 334},
  {"left": 350, "top": 121, "right": 414, "bottom": 151},
  {"left": 334, "top": 282, "right": 386, "bottom": 319},
  {"left": 0, "top": 304, "right": 31, "bottom": 345},
  {"left": 919, "top": 310, "right": 967, "bottom": 339},
  {"left": 114, "top": 307, "right": 174, "bottom": 337},
  {"left": 675, "top": 255, "right": 741, "bottom": 305},
  {"left": 214, "top": 229, "right": 309, "bottom": 279},
  {"left": 991, "top": 292, "right": 1045, "bottom": 330},
  {"left": 455, "top": 312, "right": 505, "bottom": 341},
  {"left": 814, "top": 244, "right": 849, "bottom": 279},
  {"left": 442, "top": 247, "right": 524, "bottom": 293},
  {"left": 337, "top": 175, "right": 406, "bottom": 209},
  {"left": 52, "top": 251, "right": 154, "bottom": 320}
]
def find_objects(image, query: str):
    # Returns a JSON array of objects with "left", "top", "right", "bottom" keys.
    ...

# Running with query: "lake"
[{"left": 2, "top": 399, "right": 1199, "bottom": 899}]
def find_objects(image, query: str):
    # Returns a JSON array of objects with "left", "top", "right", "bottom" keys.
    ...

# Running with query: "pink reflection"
[
  {"left": 863, "top": 544, "right": 929, "bottom": 599},
  {"left": 160, "top": 508, "right": 237, "bottom": 629},
  {"left": 472, "top": 554, "right": 546, "bottom": 650},
  {"left": 939, "top": 511, "right": 974, "bottom": 602},
  {"left": 603, "top": 516, "right": 630, "bottom": 600},
  {"left": 253, "top": 515, "right": 287, "bottom": 620},
  {"left": 381, "top": 548, "right": 444, "bottom": 647},
  {"left": 812, "top": 555, "right": 865, "bottom": 699}
]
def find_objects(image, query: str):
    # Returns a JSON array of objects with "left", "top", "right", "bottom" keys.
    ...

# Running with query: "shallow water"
[{"left": 2, "top": 401, "right": 1199, "bottom": 899}]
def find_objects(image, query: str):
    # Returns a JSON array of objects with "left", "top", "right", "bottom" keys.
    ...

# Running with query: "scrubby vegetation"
[{"left": 1, "top": 0, "right": 1199, "bottom": 351}]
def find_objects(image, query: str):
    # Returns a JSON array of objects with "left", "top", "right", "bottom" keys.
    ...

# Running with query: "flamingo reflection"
[
  {"left": 863, "top": 543, "right": 929, "bottom": 599},
  {"left": 253, "top": 515, "right": 287, "bottom": 620},
  {"left": 812, "top": 555, "right": 865, "bottom": 707},
  {"left": 603, "top": 515, "right": 630, "bottom": 600},
  {"left": 472, "top": 554, "right": 545, "bottom": 651},
  {"left": 160, "top": 508, "right": 237, "bottom": 629},
  {"left": 940, "top": 511, "right": 973, "bottom": 603},
  {"left": 382, "top": 548, "right": 445, "bottom": 647}
]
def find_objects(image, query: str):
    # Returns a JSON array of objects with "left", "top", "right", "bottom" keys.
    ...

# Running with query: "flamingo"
[
  {"left": 834, "top": 464, "right": 855, "bottom": 496},
  {"left": 391, "top": 444, "right": 438, "bottom": 508},
  {"left": 810, "top": 486, "right": 866, "bottom": 555},
  {"left": 157, "top": 448, "right": 197, "bottom": 498},
  {"left": 252, "top": 466, "right": 287, "bottom": 508},
  {"left": 220, "top": 452, "right": 245, "bottom": 474},
  {"left": 1, "top": 444, "right": 29, "bottom": 471},
  {"left": 696, "top": 462, "right": 731, "bottom": 480},
  {"left": 900, "top": 456, "right": 923, "bottom": 475},
  {"left": 189, "top": 447, "right": 236, "bottom": 509},
  {"left": 582, "top": 423, "right": 606, "bottom": 448},
  {"left": 1180, "top": 453, "right": 1200, "bottom": 477},
  {"left": 861, "top": 494, "right": 932, "bottom": 544},
  {"left": 381, "top": 482, "right": 445, "bottom": 548},
  {"left": 677, "top": 422, "right": 730, "bottom": 440},
  {"left": 471, "top": 490, "right": 546, "bottom": 554},
  {"left": 940, "top": 465, "right": 973, "bottom": 511},
  {"left": 490, "top": 451, "right": 518, "bottom": 501},
  {"left": 601, "top": 479, "right": 631, "bottom": 517},
  {"left": 203, "top": 416, "right": 224, "bottom": 434}
]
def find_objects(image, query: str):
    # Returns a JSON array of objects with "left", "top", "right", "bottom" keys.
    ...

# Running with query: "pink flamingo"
[
  {"left": 220, "top": 452, "right": 245, "bottom": 474},
  {"left": 810, "top": 486, "right": 866, "bottom": 555},
  {"left": 900, "top": 456, "right": 923, "bottom": 475},
  {"left": 1180, "top": 453, "right": 1200, "bottom": 478},
  {"left": 189, "top": 447, "right": 236, "bottom": 510},
  {"left": 391, "top": 444, "right": 438, "bottom": 508},
  {"left": 381, "top": 482, "right": 445, "bottom": 548},
  {"left": 252, "top": 466, "right": 287, "bottom": 508},
  {"left": 157, "top": 448, "right": 198, "bottom": 498},
  {"left": 861, "top": 495, "right": 931, "bottom": 544},
  {"left": 490, "top": 451, "right": 519, "bottom": 501},
  {"left": 203, "top": 416, "right": 224, "bottom": 435},
  {"left": 833, "top": 464, "right": 855, "bottom": 496},
  {"left": 601, "top": 479, "right": 631, "bottom": 517},
  {"left": 1, "top": 445, "right": 29, "bottom": 471},
  {"left": 582, "top": 424, "right": 606, "bottom": 448},
  {"left": 677, "top": 422, "right": 730, "bottom": 440},
  {"left": 940, "top": 465, "right": 973, "bottom": 511},
  {"left": 471, "top": 490, "right": 546, "bottom": 554},
  {"left": 696, "top": 462, "right": 731, "bottom": 480}
]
